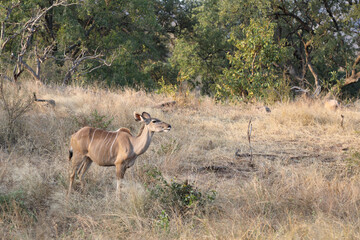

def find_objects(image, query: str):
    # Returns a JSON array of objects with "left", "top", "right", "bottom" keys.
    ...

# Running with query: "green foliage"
[
  {"left": 74, "top": 109, "right": 113, "bottom": 129},
  {"left": 156, "top": 210, "right": 170, "bottom": 232},
  {"left": 345, "top": 151, "right": 360, "bottom": 168},
  {"left": 0, "top": 190, "right": 37, "bottom": 222},
  {"left": 170, "top": 0, "right": 360, "bottom": 101},
  {"left": 144, "top": 167, "right": 217, "bottom": 215},
  {"left": 156, "top": 77, "right": 178, "bottom": 97},
  {"left": 170, "top": 0, "right": 231, "bottom": 95},
  {"left": 271, "top": 0, "right": 359, "bottom": 96},
  {"left": 344, "top": 151, "right": 360, "bottom": 176},
  {"left": 0, "top": 0, "right": 171, "bottom": 87},
  {"left": 323, "top": 71, "right": 345, "bottom": 97},
  {"left": 1, "top": 0, "right": 359, "bottom": 101},
  {"left": 153, "top": 0, "right": 198, "bottom": 35},
  {"left": 145, "top": 62, "right": 179, "bottom": 87},
  {"left": 157, "top": 139, "right": 180, "bottom": 155},
  {"left": 218, "top": 18, "right": 289, "bottom": 102}
]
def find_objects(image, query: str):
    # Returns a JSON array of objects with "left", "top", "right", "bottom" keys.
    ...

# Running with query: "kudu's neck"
[{"left": 132, "top": 124, "right": 154, "bottom": 156}]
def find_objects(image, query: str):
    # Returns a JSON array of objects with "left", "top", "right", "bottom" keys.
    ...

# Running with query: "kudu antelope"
[{"left": 68, "top": 112, "right": 171, "bottom": 196}]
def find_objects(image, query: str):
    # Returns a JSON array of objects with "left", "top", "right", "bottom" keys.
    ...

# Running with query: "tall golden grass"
[{"left": 1, "top": 81, "right": 360, "bottom": 239}]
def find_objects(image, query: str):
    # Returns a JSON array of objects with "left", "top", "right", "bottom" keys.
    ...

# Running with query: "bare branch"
[
  {"left": 0, "top": 2, "right": 20, "bottom": 52},
  {"left": 323, "top": 0, "right": 340, "bottom": 32},
  {"left": 2, "top": 1, "right": 78, "bottom": 81},
  {"left": 343, "top": 53, "right": 360, "bottom": 85},
  {"left": 297, "top": 33, "right": 322, "bottom": 96},
  {"left": 62, "top": 48, "right": 114, "bottom": 84},
  {"left": 326, "top": 53, "right": 360, "bottom": 98},
  {"left": 22, "top": 0, "right": 77, "bottom": 33},
  {"left": 291, "top": 86, "right": 310, "bottom": 94},
  {"left": 247, "top": 118, "right": 254, "bottom": 167},
  {"left": 20, "top": 59, "right": 40, "bottom": 81},
  {"left": 3, "top": 0, "right": 111, "bottom": 85},
  {"left": 273, "top": 4, "right": 313, "bottom": 33}
]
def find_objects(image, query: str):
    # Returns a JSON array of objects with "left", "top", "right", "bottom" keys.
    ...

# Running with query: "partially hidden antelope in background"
[{"left": 68, "top": 112, "right": 171, "bottom": 196}]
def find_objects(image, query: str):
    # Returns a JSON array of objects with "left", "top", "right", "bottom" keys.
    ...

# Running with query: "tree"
[
  {"left": 170, "top": 0, "right": 230, "bottom": 95},
  {"left": 271, "top": 0, "right": 360, "bottom": 96},
  {"left": 1, "top": 1, "right": 67, "bottom": 82},
  {"left": 171, "top": 0, "right": 360, "bottom": 100},
  {"left": 0, "top": 0, "right": 359, "bottom": 99},
  {"left": 0, "top": 0, "right": 116, "bottom": 84},
  {"left": 219, "top": 18, "right": 289, "bottom": 102},
  {"left": 0, "top": 0, "right": 171, "bottom": 88}
]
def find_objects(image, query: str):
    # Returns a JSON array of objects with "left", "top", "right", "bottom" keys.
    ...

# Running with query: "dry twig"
[{"left": 247, "top": 118, "right": 254, "bottom": 167}]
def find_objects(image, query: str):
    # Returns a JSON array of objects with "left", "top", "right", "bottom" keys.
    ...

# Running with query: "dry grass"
[{"left": 1, "top": 81, "right": 360, "bottom": 239}]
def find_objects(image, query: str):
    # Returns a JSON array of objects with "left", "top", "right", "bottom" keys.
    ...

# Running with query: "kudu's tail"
[{"left": 69, "top": 148, "right": 73, "bottom": 161}]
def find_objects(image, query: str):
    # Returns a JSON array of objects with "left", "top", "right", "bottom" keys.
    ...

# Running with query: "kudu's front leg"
[{"left": 115, "top": 162, "right": 127, "bottom": 198}]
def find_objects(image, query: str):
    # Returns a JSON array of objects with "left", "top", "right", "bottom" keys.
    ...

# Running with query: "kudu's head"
[{"left": 134, "top": 112, "right": 171, "bottom": 133}]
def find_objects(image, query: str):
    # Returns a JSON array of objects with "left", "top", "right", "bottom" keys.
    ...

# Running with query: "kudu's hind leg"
[
  {"left": 78, "top": 157, "right": 92, "bottom": 190},
  {"left": 68, "top": 154, "right": 87, "bottom": 195},
  {"left": 115, "top": 163, "right": 127, "bottom": 198}
]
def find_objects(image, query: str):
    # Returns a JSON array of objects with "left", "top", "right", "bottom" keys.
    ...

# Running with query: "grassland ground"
[{"left": 1, "top": 81, "right": 360, "bottom": 239}]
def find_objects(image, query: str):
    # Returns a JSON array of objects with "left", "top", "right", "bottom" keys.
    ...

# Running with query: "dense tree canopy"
[{"left": 0, "top": 0, "right": 359, "bottom": 101}]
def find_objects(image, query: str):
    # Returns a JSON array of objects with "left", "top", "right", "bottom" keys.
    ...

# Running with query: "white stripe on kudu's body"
[
  {"left": 109, "top": 130, "right": 119, "bottom": 158},
  {"left": 67, "top": 112, "right": 171, "bottom": 197}
]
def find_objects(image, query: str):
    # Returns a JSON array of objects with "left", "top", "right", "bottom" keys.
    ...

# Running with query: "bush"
[
  {"left": 0, "top": 80, "right": 33, "bottom": 148},
  {"left": 0, "top": 190, "right": 37, "bottom": 224},
  {"left": 74, "top": 109, "right": 114, "bottom": 129},
  {"left": 218, "top": 18, "right": 290, "bottom": 102},
  {"left": 143, "top": 167, "right": 216, "bottom": 216}
]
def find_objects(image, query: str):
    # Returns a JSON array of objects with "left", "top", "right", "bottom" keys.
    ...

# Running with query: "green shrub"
[
  {"left": 156, "top": 210, "right": 170, "bottom": 232},
  {"left": 157, "top": 139, "right": 180, "bottom": 155},
  {"left": 143, "top": 167, "right": 217, "bottom": 216},
  {"left": 345, "top": 151, "right": 360, "bottom": 175},
  {"left": 156, "top": 77, "right": 178, "bottom": 98},
  {"left": 74, "top": 109, "right": 114, "bottom": 129},
  {"left": 0, "top": 190, "right": 37, "bottom": 223}
]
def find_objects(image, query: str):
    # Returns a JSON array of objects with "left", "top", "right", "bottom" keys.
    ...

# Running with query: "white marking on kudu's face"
[
  {"left": 148, "top": 118, "right": 172, "bottom": 132},
  {"left": 134, "top": 112, "right": 171, "bottom": 133}
]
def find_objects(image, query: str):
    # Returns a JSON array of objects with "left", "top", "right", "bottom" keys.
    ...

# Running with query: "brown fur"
[
  {"left": 136, "top": 124, "right": 145, "bottom": 137},
  {"left": 67, "top": 112, "right": 171, "bottom": 197},
  {"left": 119, "top": 127, "right": 132, "bottom": 135}
]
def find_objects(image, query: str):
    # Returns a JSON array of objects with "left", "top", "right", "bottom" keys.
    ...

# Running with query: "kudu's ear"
[
  {"left": 134, "top": 112, "right": 143, "bottom": 122},
  {"left": 141, "top": 112, "right": 151, "bottom": 120}
]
